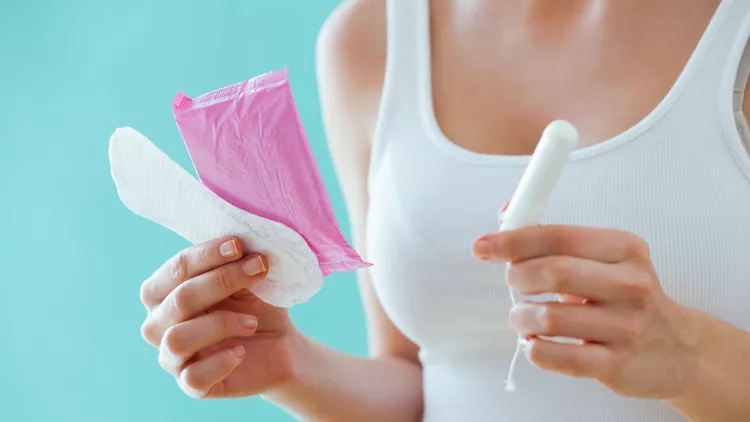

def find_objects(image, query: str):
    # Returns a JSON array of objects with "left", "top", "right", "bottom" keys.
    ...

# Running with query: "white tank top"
[{"left": 365, "top": 0, "right": 750, "bottom": 421}]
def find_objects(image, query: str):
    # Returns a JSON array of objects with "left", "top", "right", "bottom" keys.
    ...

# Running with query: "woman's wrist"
[
  {"left": 261, "top": 330, "right": 424, "bottom": 422},
  {"left": 666, "top": 308, "right": 750, "bottom": 421},
  {"left": 261, "top": 329, "right": 316, "bottom": 404},
  {"left": 666, "top": 306, "right": 712, "bottom": 400}
]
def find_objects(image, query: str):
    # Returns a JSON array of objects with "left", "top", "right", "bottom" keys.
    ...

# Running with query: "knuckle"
[
  {"left": 199, "top": 243, "right": 213, "bottom": 266},
  {"left": 215, "top": 311, "right": 239, "bottom": 334},
  {"left": 566, "top": 352, "right": 589, "bottom": 377},
  {"left": 157, "top": 349, "right": 174, "bottom": 373},
  {"left": 139, "top": 281, "right": 152, "bottom": 306},
  {"left": 180, "top": 371, "right": 208, "bottom": 398},
  {"left": 171, "top": 287, "right": 192, "bottom": 318},
  {"left": 491, "top": 234, "right": 512, "bottom": 260},
  {"left": 162, "top": 325, "right": 187, "bottom": 357},
  {"left": 505, "top": 264, "right": 522, "bottom": 289},
  {"left": 612, "top": 350, "right": 631, "bottom": 371},
  {"left": 628, "top": 277, "right": 654, "bottom": 300},
  {"left": 536, "top": 305, "right": 558, "bottom": 333},
  {"left": 551, "top": 230, "right": 576, "bottom": 254},
  {"left": 214, "top": 266, "right": 237, "bottom": 293},
  {"left": 220, "top": 347, "right": 241, "bottom": 367},
  {"left": 604, "top": 351, "right": 630, "bottom": 381},
  {"left": 625, "top": 235, "right": 650, "bottom": 260},
  {"left": 527, "top": 343, "right": 548, "bottom": 369},
  {"left": 547, "top": 260, "right": 576, "bottom": 292},
  {"left": 171, "top": 251, "right": 190, "bottom": 282},
  {"left": 140, "top": 319, "right": 160, "bottom": 346}
]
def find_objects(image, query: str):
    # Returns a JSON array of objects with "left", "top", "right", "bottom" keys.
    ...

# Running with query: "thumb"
[{"left": 229, "top": 254, "right": 270, "bottom": 301}]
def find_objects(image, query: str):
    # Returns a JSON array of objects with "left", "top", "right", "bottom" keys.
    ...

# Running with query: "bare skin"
[
  {"left": 139, "top": 1, "right": 750, "bottom": 421},
  {"left": 430, "top": 0, "right": 723, "bottom": 153}
]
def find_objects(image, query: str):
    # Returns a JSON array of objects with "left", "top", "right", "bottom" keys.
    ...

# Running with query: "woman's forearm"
[
  {"left": 667, "top": 309, "right": 750, "bottom": 422},
  {"left": 263, "top": 332, "right": 423, "bottom": 422}
]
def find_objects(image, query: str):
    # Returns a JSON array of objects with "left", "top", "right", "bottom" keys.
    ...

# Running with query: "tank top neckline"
[{"left": 414, "top": 0, "right": 735, "bottom": 167}]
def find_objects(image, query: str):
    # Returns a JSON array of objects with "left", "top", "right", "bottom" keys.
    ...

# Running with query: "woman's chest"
[
  {"left": 427, "top": 0, "right": 718, "bottom": 156},
  {"left": 365, "top": 133, "right": 750, "bottom": 350}
]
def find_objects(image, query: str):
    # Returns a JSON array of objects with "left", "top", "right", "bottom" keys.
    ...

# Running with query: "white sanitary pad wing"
[{"left": 108, "top": 127, "right": 323, "bottom": 308}]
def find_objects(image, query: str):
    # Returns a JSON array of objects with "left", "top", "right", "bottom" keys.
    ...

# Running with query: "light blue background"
[{"left": 0, "top": 1, "right": 367, "bottom": 421}]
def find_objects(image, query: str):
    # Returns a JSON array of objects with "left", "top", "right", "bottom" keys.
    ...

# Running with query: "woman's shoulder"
[{"left": 316, "top": 0, "right": 387, "bottom": 129}]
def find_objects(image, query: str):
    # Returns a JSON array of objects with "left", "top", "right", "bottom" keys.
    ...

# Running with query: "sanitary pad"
[
  {"left": 109, "top": 69, "right": 370, "bottom": 308},
  {"left": 110, "top": 127, "right": 323, "bottom": 307}
]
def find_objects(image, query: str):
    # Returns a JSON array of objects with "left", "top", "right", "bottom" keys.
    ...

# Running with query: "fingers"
[
  {"left": 179, "top": 346, "right": 246, "bottom": 399},
  {"left": 141, "top": 255, "right": 267, "bottom": 346},
  {"left": 505, "top": 255, "right": 649, "bottom": 303},
  {"left": 158, "top": 311, "right": 258, "bottom": 374},
  {"left": 141, "top": 237, "right": 244, "bottom": 308},
  {"left": 473, "top": 225, "right": 650, "bottom": 264},
  {"left": 523, "top": 337, "right": 614, "bottom": 379},
  {"left": 509, "top": 301, "right": 637, "bottom": 344}
]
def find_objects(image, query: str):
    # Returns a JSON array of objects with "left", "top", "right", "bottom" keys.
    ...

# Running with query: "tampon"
[
  {"left": 502, "top": 120, "right": 579, "bottom": 392},
  {"left": 500, "top": 120, "right": 579, "bottom": 232}
]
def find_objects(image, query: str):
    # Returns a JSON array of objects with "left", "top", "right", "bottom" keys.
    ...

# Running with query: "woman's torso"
[{"left": 364, "top": 0, "right": 750, "bottom": 420}]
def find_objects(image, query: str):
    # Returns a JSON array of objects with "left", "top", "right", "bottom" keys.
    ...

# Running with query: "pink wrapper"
[{"left": 172, "top": 68, "right": 370, "bottom": 275}]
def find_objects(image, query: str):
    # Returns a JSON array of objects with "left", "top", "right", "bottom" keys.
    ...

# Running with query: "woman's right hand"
[{"left": 139, "top": 236, "right": 297, "bottom": 399}]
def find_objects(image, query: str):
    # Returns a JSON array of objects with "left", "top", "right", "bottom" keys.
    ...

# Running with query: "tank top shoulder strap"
[
  {"left": 715, "top": 0, "right": 750, "bottom": 172},
  {"left": 713, "top": 0, "right": 750, "bottom": 118},
  {"left": 673, "top": 0, "right": 750, "bottom": 107},
  {"left": 664, "top": 0, "right": 750, "bottom": 180},
  {"left": 369, "top": 0, "right": 431, "bottom": 190},
  {"left": 376, "top": 0, "right": 429, "bottom": 124}
]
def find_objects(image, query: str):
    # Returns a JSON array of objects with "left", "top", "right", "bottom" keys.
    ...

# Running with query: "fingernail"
[
  {"left": 509, "top": 302, "right": 536, "bottom": 332},
  {"left": 219, "top": 239, "right": 239, "bottom": 258},
  {"left": 231, "top": 345, "right": 245, "bottom": 359},
  {"left": 243, "top": 256, "right": 266, "bottom": 276},
  {"left": 473, "top": 238, "right": 491, "bottom": 259},
  {"left": 508, "top": 304, "right": 523, "bottom": 331},
  {"left": 240, "top": 315, "right": 257, "bottom": 330}
]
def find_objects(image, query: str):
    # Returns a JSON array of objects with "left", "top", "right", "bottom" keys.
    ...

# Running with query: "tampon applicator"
[{"left": 500, "top": 120, "right": 579, "bottom": 392}]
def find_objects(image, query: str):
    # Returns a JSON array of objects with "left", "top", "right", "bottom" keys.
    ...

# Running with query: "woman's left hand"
[{"left": 472, "top": 225, "right": 701, "bottom": 400}]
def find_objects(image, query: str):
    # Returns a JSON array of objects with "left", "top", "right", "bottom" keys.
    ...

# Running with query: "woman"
[{"left": 137, "top": 0, "right": 750, "bottom": 420}]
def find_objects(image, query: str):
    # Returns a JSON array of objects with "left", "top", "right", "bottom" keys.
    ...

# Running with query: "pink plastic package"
[{"left": 172, "top": 68, "right": 371, "bottom": 275}]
